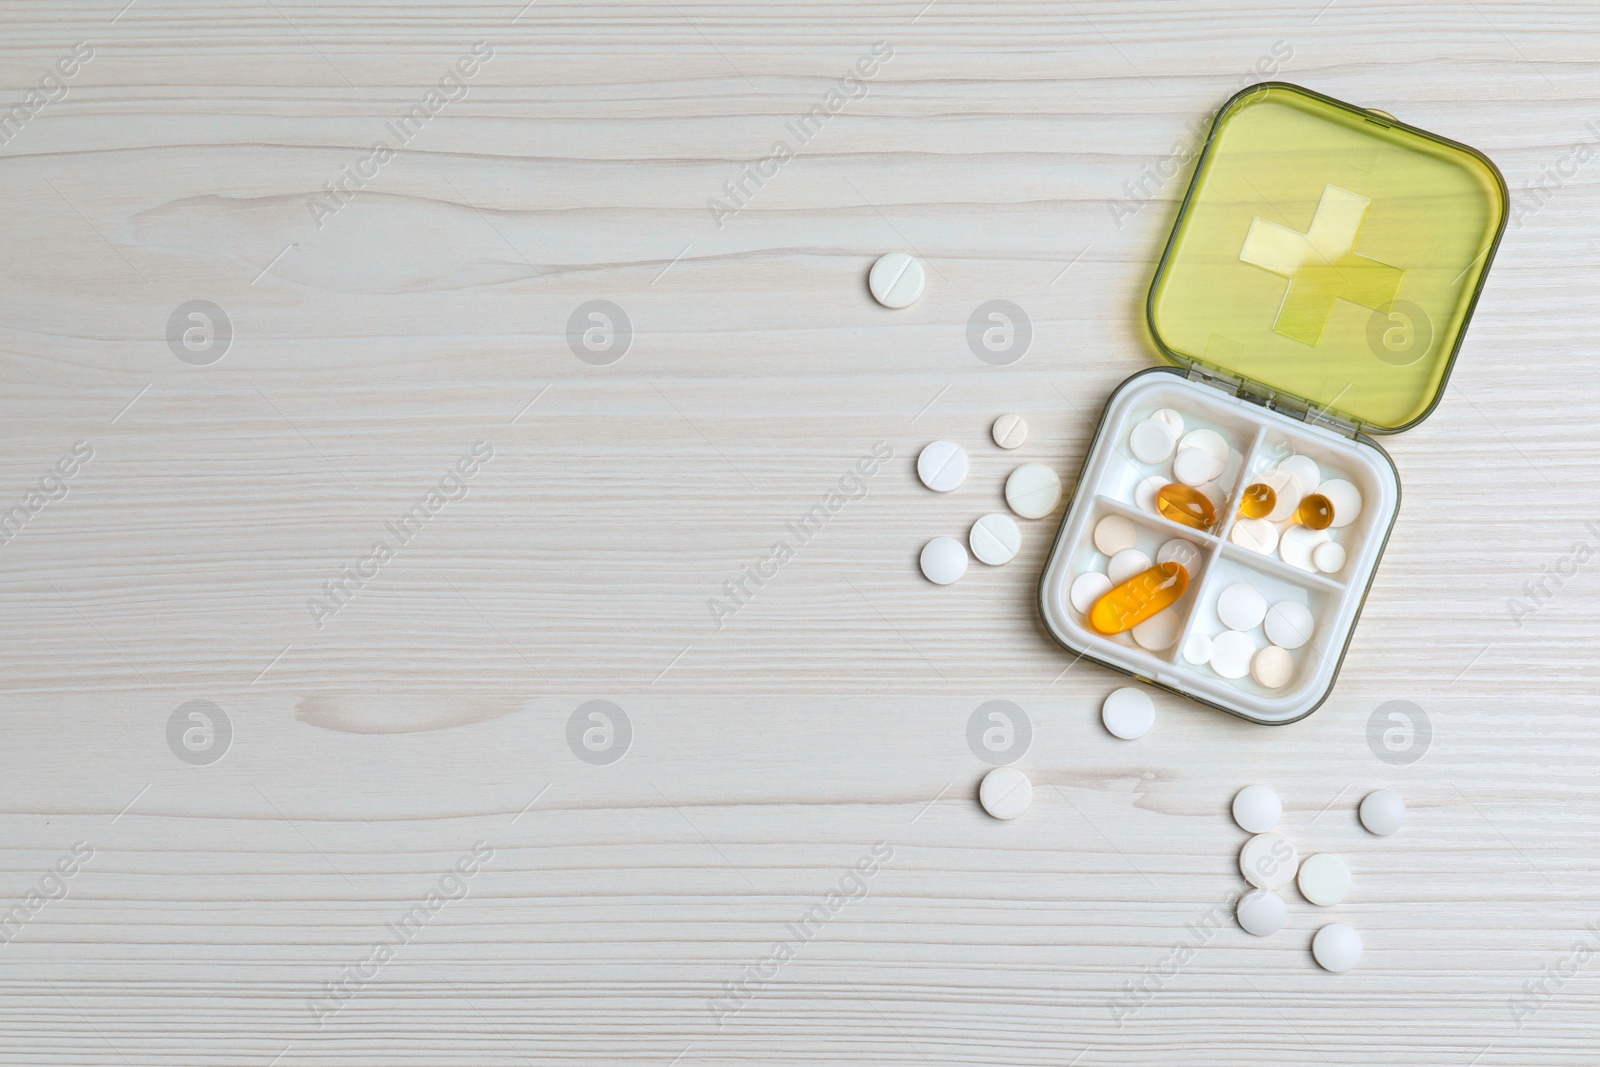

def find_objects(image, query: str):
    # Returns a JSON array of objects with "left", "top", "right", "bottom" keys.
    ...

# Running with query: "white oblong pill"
[
  {"left": 1280, "top": 455, "right": 1322, "bottom": 496},
  {"left": 1210, "top": 630, "right": 1256, "bottom": 679},
  {"left": 1182, "top": 631, "right": 1213, "bottom": 665},
  {"left": 1129, "top": 419, "right": 1179, "bottom": 464},
  {"left": 1279, "top": 525, "right": 1329, "bottom": 572},
  {"left": 919, "top": 536, "right": 968, "bottom": 585},
  {"left": 1239, "top": 832, "right": 1298, "bottom": 890},
  {"left": 1236, "top": 888, "right": 1287, "bottom": 937},
  {"left": 1232, "top": 784, "right": 1282, "bottom": 834},
  {"left": 1251, "top": 645, "right": 1293, "bottom": 689},
  {"left": 1318, "top": 479, "right": 1363, "bottom": 528},
  {"left": 1156, "top": 538, "right": 1202, "bottom": 572},
  {"left": 1263, "top": 601, "right": 1316, "bottom": 650},
  {"left": 979, "top": 765, "right": 1032, "bottom": 819},
  {"left": 1135, "top": 475, "right": 1167, "bottom": 514},
  {"left": 1312, "top": 923, "right": 1363, "bottom": 973},
  {"left": 1172, "top": 446, "right": 1224, "bottom": 486},
  {"left": 1359, "top": 790, "right": 1406, "bottom": 836},
  {"left": 917, "top": 440, "right": 969, "bottom": 493},
  {"left": 1093, "top": 515, "right": 1138, "bottom": 556},
  {"left": 1070, "top": 571, "right": 1112, "bottom": 614},
  {"left": 1132, "top": 609, "right": 1181, "bottom": 651},
  {"left": 1102, "top": 686, "right": 1155, "bottom": 740},
  {"left": 1298, "top": 853, "right": 1352, "bottom": 906},
  {"left": 992, "top": 413, "right": 1028, "bottom": 450},
  {"left": 868, "top": 251, "right": 925, "bottom": 309},
  {"left": 1107, "top": 548, "right": 1152, "bottom": 584},
  {"left": 969, "top": 513, "right": 1021, "bottom": 566},
  {"left": 1313, "top": 540, "right": 1347, "bottom": 574},
  {"left": 1179, "top": 427, "right": 1229, "bottom": 464},
  {"left": 1005, "top": 463, "right": 1062, "bottom": 519},
  {"left": 1217, "top": 582, "right": 1268, "bottom": 632},
  {"left": 1230, "top": 517, "right": 1279, "bottom": 555},
  {"left": 1152, "top": 408, "right": 1184, "bottom": 435}
]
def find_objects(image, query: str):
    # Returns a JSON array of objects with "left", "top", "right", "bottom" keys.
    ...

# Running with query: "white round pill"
[
  {"left": 1107, "top": 548, "right": 1152, "bottom": 584},
  {"left": 969, "top": 513, "right": 1021, "bottom": 566},
  {"left": 1240, "top": 832, "right": 1298, "bottom": 890},
  {"left": 1279, "top": 525, "right": 1329, "bottom": 572},
  {"left": 1132, "top": 609, "right": 1181, "bottom": 651},
  {"left": 1259, "top": 467, "right": 1304, "bottom": 523},
  {"left": 1318, "top": 479, "right": 1363, "bottom": 528},
  {"left": 1230, "top": 517, "right": 1279, "bottom": 555},
  {"left": 1236, "top": 889, "right": 1287, "bottom": 937},
  {"left": 1135, "top": 475, "right": 1167, "bottom": 514},
  {"left": 1156, "top": 538, "right": 1202, "bottom": 573},
  {"left": 1210, "top": 630, "right": 1256, "bottom": 679},
  {"left": 1313, "top": 540, "right": 1347, "bottom": 574},
  {"left": 1129, "top": 418, "right": 1179, "bottom": 465},
  {"left": 1263, "top": 601, "right": 1316, "bottom": 650},
  {"left": 1298, "top": 853, "right": 1352, "bottom": 906},
  {"left": 1102, "top": 686, "right": 1155, "bottom": 740},
  {"left": 1151, "top": 408, "right": 1184, "bottom": 434},
  {"left": 919, "top": 536, "right": 968, "bottom": 585},
  {"left": 1172, "top": 446, "right": 1224, "bottom": 486},
  {"left": 1005, "top": 463, "right": 1062, "bottom": 519},
  {"left": 1251, "top": 645, "right": 1294, "bottom": 689},
  {"left": 917, "top": 440, "right": 969, "bottom": 493},
  {"left": 992, "top": 413, "right": 1028, "bottom": 450},
  {"left": 1232, "top": 785, "right": 1282, "bottom": 834},
  {"left": 1069, "top": 571, "right": 1112, "bottom": 614},
  {"left": 1217, "top": 582, "right": 1268, "bottom": 632},
  {"left": 1359, "top": 790, "right": 1406, "bottom": 836},
  {"left": 1093, "top": 515, "right": 1138, "bottom": 556},
  {"left": 1181, "top": 631, "right": 1213, "bottom": 664},
  {"left": 979, "top": 766, "right": 1032, "bottom": 820},
  {"left": 1280, "top": 455, "right": 1322, "bottom": 496},
  {"left": 868, "top": 251, "right": 925, "bottom": 309},
  {"left": 1179, "top": 427, "right": 1229, "bottom": 464},
  {"left": 1312, "top": 923, "right": 1363, "bottom": 973}
]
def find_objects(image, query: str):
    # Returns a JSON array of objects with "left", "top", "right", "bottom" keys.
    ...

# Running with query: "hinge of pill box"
[{"left": 1185, "top": 365, "right": 1360, "bottom": 439}]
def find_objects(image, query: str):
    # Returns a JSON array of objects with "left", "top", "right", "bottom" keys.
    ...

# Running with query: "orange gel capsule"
[
  {"left": 1238, "top": 481, "right": 1276, "bottom": 520},
  {"left": 1156, "top": 483, "right": 1217, "bottom": 531},
  {"left": 1296, "top": 492, "right": 1334, "bottom": 530},
  {"left": 1089, "top": 562, "right": 1191, "bottom": 635}
]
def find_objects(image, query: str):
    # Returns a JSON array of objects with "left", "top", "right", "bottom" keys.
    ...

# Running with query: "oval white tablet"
[
  {"left": 1298, "top": 853, "right": 1352, "bottom": 906},
  {"left": 1279, "top": 525, "right": 1329, "bottom": 572},
  {"left": 1312, "top": 923, "right": 1363, "bottom": 973},
  {"left": 1156, "top": 539, "right": 1202, "bottom": 573},
  {"left": 1359, "top": 790, "right": 1405, "bottom": 836},
  {"left": 1217, "top": 582, "right": 1268, "bottom": 632},
  {"left": 1069, "top": 571, "right": 1112, "bottom": 614},
  {"left": 1279, "top": 455, "right": 1322, "bottom": 496},
  {"left": 1005, "top": 464, "right": 1062, "bottom": 519},
  {"left": 1179, "top": 427, "right": 1229, "bottom": 464},
  {"left": 1152, "top": 408, "right": 1184, "bottom": 435},
  {"left": 1251, "top": 645, "right": 1293, "bottom": 689},
  {"left": 917, "top": 440, "right": 968, "bottom": 493},
  {"left": 969, "top": 513, "right": 1021, "bottom": 566},
  {"left": 1132, "top": 609, "right": 1181, "bottom": 651},
  {"left": 1210, "top": 630, "right": 1256, "bottom": 679},
  {"left": 1236, "top": 888, "right": 1287, "bottom": 937},
  {"left": 1181, "top": 631, "right": 1213, "bottom": 665},
  {"left": 1093, "top": 515, "right": 1138, "bottom": 556},
  {"left": 919, "top": 537, "right": 968, "bottom": 585},
  {"left": 1135, "top": 475, "right": 1167, "bottom": 514},
  {"left": 1318, "top": 479, "right": 1363, "bottom": 528},
  {"left": 979, "top": 765, "right": 1032, "bottom": 819},
  {"left": 1263, "top": 601, "right": 1315, "bottom": 650},
  {"left": 1230, "top": 517, "right": 1279, "bottom": 555},
  {"left": 868, "top": 251, "right": 925, "bottom": 309},
  {"left": 1313, "top": 540, "right": 1347, "bottom": 574},
  {"left": 1129, "top": 419, "right": 1179, "bottom": 464},
  {"left": 1172, "top": 446, "right": 1224, "bottom": 486},
  {"left": 1107, "top": 548, "right": 1152, "bottom": 585},
  {"left": 1102, "top": 686, "right": 1155, "bottom": 740},
  {"left": 992, "top": 413, "right": 1028, "bottom": 450},
  {"left": 1232, "top": 784, "right": 1282, "bottom": 834},
  {"left": 1239, "top": 832, "right": 1298, "bottom": 890}
]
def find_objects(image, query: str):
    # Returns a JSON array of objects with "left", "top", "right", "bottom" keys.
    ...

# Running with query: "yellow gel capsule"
[
  {"left": 1089, "top": 562, "right": 1191, "bottom": 635},
  {"left": 1238, "top": 481, "right": 1276, "bottom": 520},
  {"left": 1156, "top": 482, "right": 1217, "bottom": 531},
  {"left": 1296, "top": 492, "right": 1334, "bottom": 530}
]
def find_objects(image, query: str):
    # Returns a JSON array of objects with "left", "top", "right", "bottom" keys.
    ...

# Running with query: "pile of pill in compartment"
[{"left": 1230, "top": 443, "right": 1363, "bottom": 576}]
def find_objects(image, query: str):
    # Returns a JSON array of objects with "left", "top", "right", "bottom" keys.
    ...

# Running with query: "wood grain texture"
[{"left": 1, "top": 1, "right": 1598, "bottom": 1063}]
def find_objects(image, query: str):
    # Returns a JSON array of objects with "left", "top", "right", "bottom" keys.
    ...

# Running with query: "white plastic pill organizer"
[{"left": 1039, "top": 368, "right": 1399, "bottom": 724}]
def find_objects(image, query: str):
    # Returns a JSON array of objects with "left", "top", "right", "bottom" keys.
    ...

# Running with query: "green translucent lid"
[{"left": 1148, "top": 82, "right": 1507, "bottom": 433}]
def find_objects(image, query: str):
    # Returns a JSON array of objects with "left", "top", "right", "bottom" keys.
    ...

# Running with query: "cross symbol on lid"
[{"left": 1239, "top": 184, "right": 1405, "bottom": 346}]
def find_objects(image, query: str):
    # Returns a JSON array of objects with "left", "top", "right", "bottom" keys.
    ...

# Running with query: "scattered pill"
[
  {"left": 1152, "top": 408, "right": 1184, "bottom": 434},
  {"left": 1251, "top": 645, "right": 1293, "bottom": 689},
  {"left": 1069, "top": 571, "right": 1112, "bottom": 614},
  {"left": 917, "top": 440, "right": 968, "bottom": 493},
  {"left": 1173, "top": 446, "right": 1224, "bottom": 486},
  {"left": 1090, "top": 562, "right": 1190, "bottom": 635},
  {"left": 1129, "top": 418, "right": 1180, "bottom": 464},
  {"left": 992, "top": 413, "right": 1028, "bottom": 450},
  {"left": 970, "top": 513, "right": 1021, "bottom": 566},
  {"left": 1108, "top": 548, "right": 1153, "bottom": 584},
  {"left": 1182, "top": 631, "right": 1214, "bottom": 664},
  {"left": 1132, "top": 609, "right": 1181, "bottom": 651},
  {"left": 1295, "top": 493, "right": 1335, "bottom": 530},
  {"left": 1135, "top": 475, "right": 1168, "bottom": 514},
  {"left": 1279, "top": 525, "right": 1330, "bottom": 571},
  {"left": 1210, "top": 630, "right": 1256, "bottom": 679},
  {"left": 1261, "top": 468, "right": 1305, "bottom": 522},
  {"left": 1217, "top": 582, "right": 1268, "bottom": 631},
  {"left": 1313, "top": 540, "right": 1347, "bottom": 574},
  {"left": 1179, "top": 427, "right": 1229, "bottom": 465},
  {"left": 1156, "top": 539, "right": 1202, "bottom": 572},
  {"left": 1157, "top": 482, "right": 1218, "bottom": 530},
  {"left": 1297, "top": 853, "right": 1352, "bottom": 906},
  {"left": 1263, "top": 601, "right": 1315, "bottom": 650},
  {"left": 1102, "top": 686, "right": 1155, "bottom": 739},
  {"left": 1318, "top": 479, "right": 1363, "bottom": 528},
  {"left": 1094, "top": 515, "right": 1138, "bottom": 556},
  {"left": 1236, "top": 889, "right": 1287, "bottom": 937},
  {"left": 1311, "top": 923, "right": 1363, "bottom": 973},
  {"left": 919, "top": 537, "right": 968, "bottom": 585},
  {"left": 1232, "top": 785, "right": 1282, "bottom": 833},
  {"left": 1230, "top": 517, "right": 1280, "bottom": 555},
  {"left": 1238, "top": 481, "right": 1276, "bottom": 520},
  {"left": 1359, "top": 790, "right": 1406, "bottom": 836},
  {"left": 1240, "top": 832, "right": 1298, "bottom": 890},
  {"left": 867, "top": 251, "right": 925, "bottom": 309},
  {"left": 1279, "top": 455, "right": 1322, "bottom": 495},
  {"left": 1005, "top": 463, "right": 1062, "bottom": 519},
  {"left": 978, "top": 766, "right": 1032, "bottom": 820}
]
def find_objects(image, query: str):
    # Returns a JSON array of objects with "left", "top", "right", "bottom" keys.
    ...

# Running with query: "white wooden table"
[{"left": 2, "top": 2, "right": 1596, "bottom": 1063}]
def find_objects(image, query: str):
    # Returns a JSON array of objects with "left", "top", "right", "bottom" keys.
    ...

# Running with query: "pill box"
[{"left": 1039, "top": 83, "right": 1506, "bottom": 724}]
